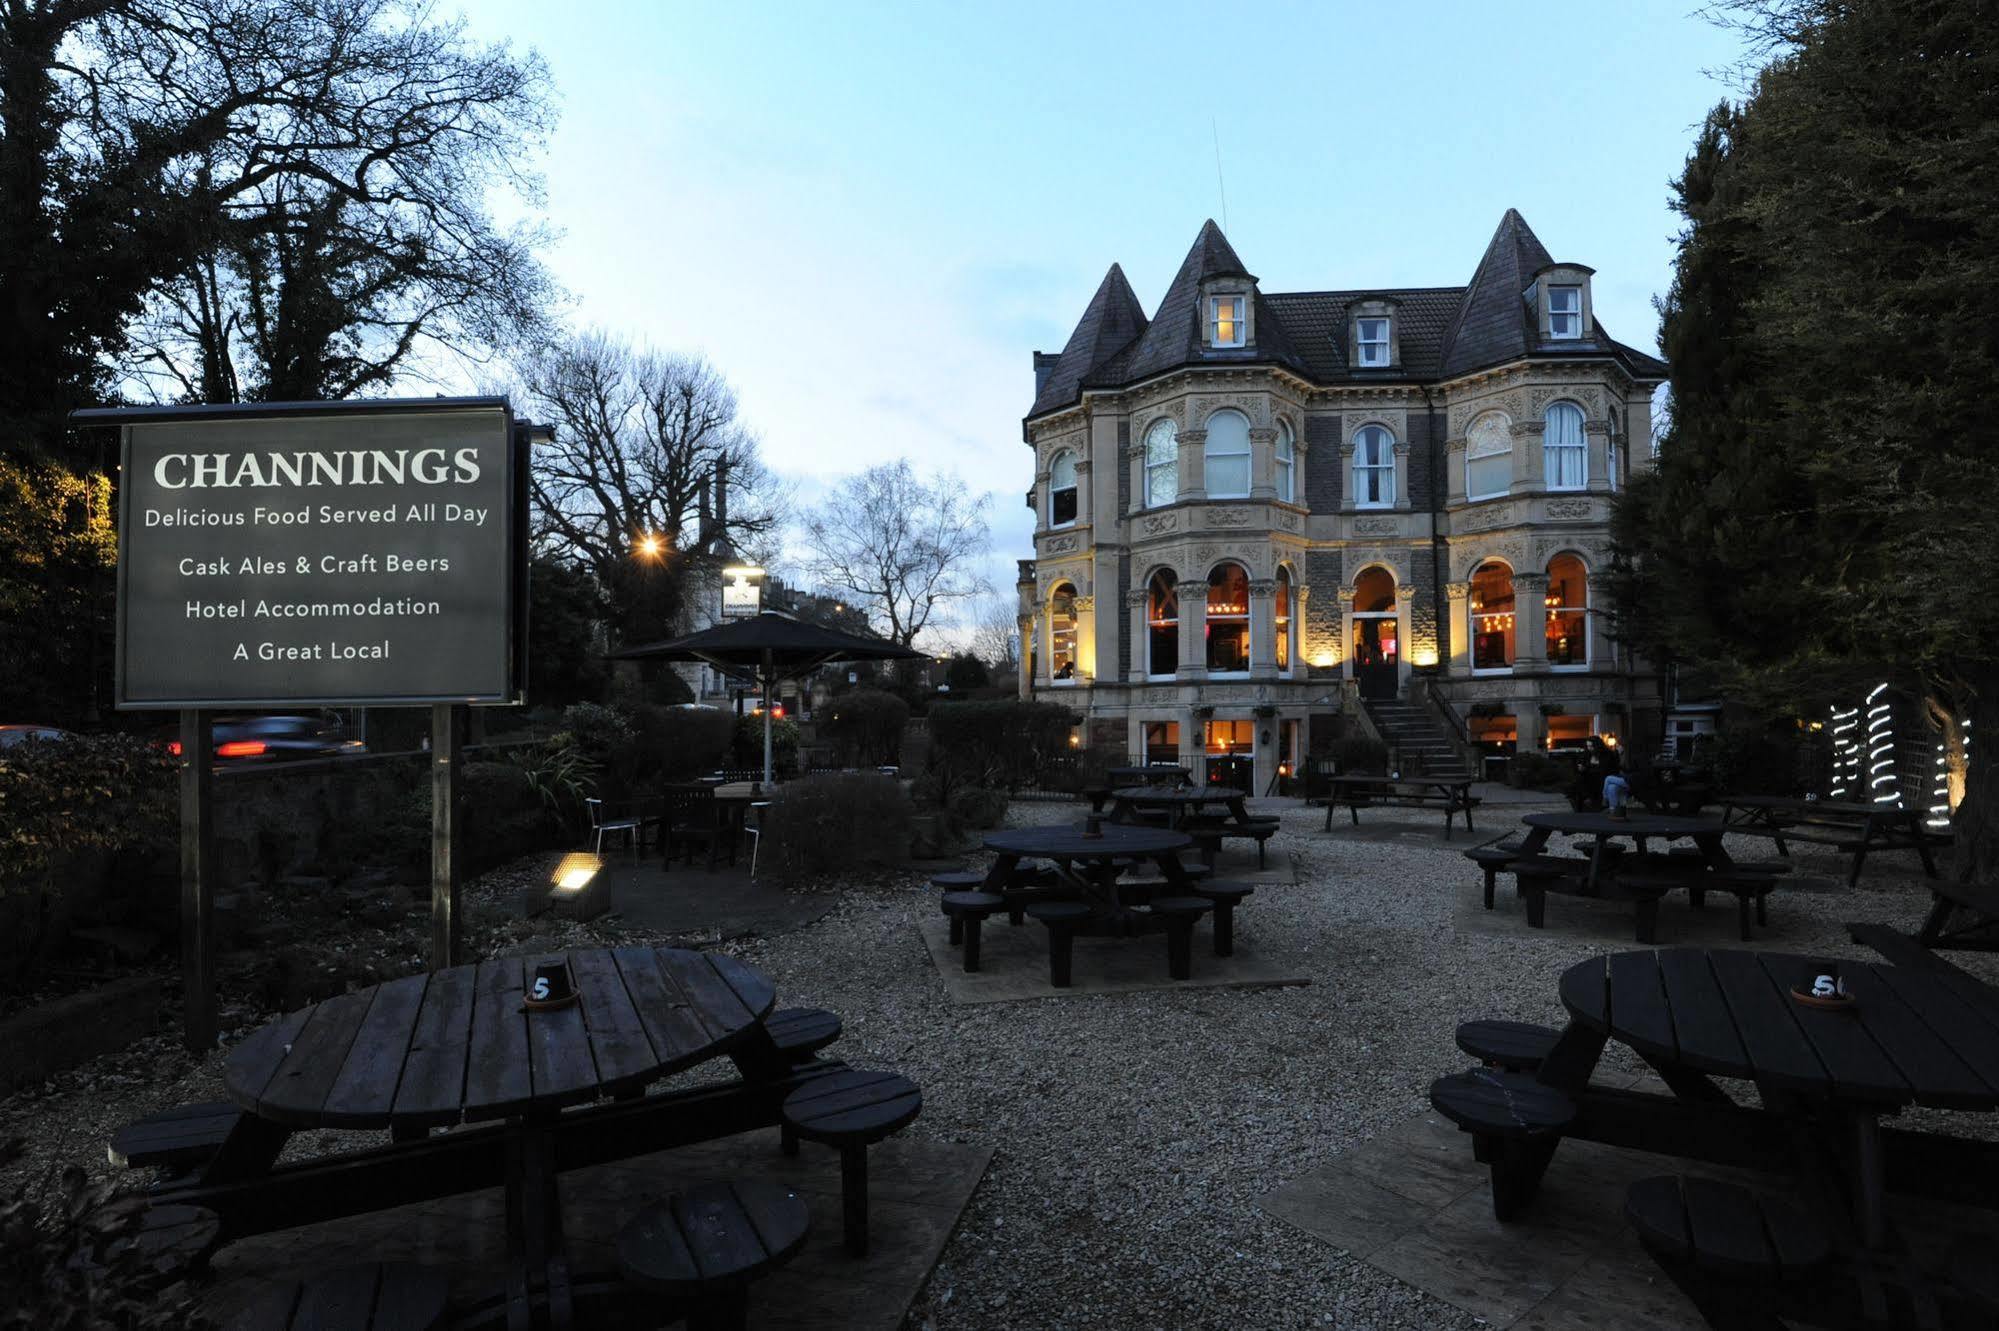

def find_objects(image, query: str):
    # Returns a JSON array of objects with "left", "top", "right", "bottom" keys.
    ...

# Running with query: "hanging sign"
[
  {"left": 721, "top": 565, "right": 765, "bottom": 619},
  {"left": 107, "top": 398, "right": 528, "bottom": 707}
]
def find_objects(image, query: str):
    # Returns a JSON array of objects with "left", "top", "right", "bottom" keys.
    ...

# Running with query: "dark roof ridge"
[{"left": 1027, "top": 261, "right": 1151, "bottom": 418}]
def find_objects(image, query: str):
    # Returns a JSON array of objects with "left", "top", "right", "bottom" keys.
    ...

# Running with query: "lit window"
[
  {"left": 1470, "top": 561, "right": 1515, "bottom": 671},
  {"left": 1352, "top": 568, "right": 1398, "bottom": 680},
  {"left": 1206, "top": 563, "right": 1249, "bottom": 673},
  {"left": 1353, "top": 425, "right": 1395, "bottom": 508},
  {"left": 1546, "top": 554, "right": 1589, "bottom": 668},
  {"left": 1356, "top": 317, "right": 1390, "bottom": 367},
  {"left": 1144, "top": 419, "right": 1179, "bottom": 508},
  {"left": 1275, "top": 566, "right": 1293, "bottom": 673},
  {"left": 1548, "top": 285, "right": 1581, "bottom": 339},
  {"left": 1466, "top": 412, "right": 1511, "bottom": 501},
  {"left": 1048, "top": 450, "right": 1077, "bottom": 527},
  {"left": 1204, "top": 410, "right": 1251, "bottom": 498},
  {"left": 1209, "top": 295, "right": 1246, "bottom": 348},
  {"left": 1049, "top": 584, "right": 1078, "bottom": 683},
  {"left": 1205, "top": 718, "right": 1253, "bottom": 755},
  {"left": 1544, "top": 401, "right": 1587, "bottom": 490},
  {"left": 1145, "top": 721, "right": 1179, "bottom": 765},
  {"left": 1147, "top": 570, "right": 1178, "bottom": 676},
  {"left": 1275, "top": 420, "right": 1296, "bottom": 503}
]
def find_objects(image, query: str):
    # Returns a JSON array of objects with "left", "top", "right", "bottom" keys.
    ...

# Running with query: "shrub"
[
  {"left": 468, "top": 759, "right": 567, "bottom": 865},
  {"left": 633, "top": 705, "right": 737, "bottom": 782},
  {"left": 948, "top": 785, "right": 1010, "bottom": 831},
  {"left": 1329, "top": 736, "right": 1390, "bottom": 775},
  {"left": 731, "top": 714, "right": 799, "bottom": 774},
  {"left": 1512, "top": 751, "right": 1574, "bottom": 791},
  {"left": 0, "top": 1153, "right": 211, "bottom": 1329},
  {"left": 819, "top": 689, "right": 909, "bottom": 768},
  {"left": 927, "top": 700, "right": 1077, "bottom": 792},
  {"left": 757, "top": 774, "right": 913, "bottom": 883}
]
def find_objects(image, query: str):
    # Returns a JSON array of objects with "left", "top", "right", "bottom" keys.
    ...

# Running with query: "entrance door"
[{"left": 1355, "top": 616, "right": 1399, "bottom": 699}]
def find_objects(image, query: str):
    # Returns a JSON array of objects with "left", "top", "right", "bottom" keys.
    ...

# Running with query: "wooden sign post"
[
  {"left": 179, "top": 708, "right": 216, "bottom": 1051},
  {"left": 431, "top": 702, "right": 464, "bottom": 969}
]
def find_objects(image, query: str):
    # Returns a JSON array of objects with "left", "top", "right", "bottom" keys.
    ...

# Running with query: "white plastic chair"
[
  {"left": 585, "top": 798, "right": 643, "bottom": 860},
  {"left": 745, "top": 801, "right": 773, "bottom": 878}
]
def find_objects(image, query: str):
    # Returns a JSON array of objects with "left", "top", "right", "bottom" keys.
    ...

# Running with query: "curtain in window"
[
  {"left": 1353, "top": 425, "right": 1394, "bottom": 506},
  {"left": 1049, "top": 450, "right": 1077, "bottom": 526},
  {"left": 1466, "top": 412, "right": 1511, "bottom": 500},
  {"left": 1144, "top": 419, "right": 1178, "bottom": 508},
  {"left": 1544, "top": 402, "right": 1587, "bottom": 489},
  {"left": 1275, "top": 421, "right": 1295, "bottom": 502},
  {"left": 1204, "top": 410, "right": 1251, "bottom": 497},
  {"left": 1275, "top": 566, "right": 1292, "bottom": 670}
]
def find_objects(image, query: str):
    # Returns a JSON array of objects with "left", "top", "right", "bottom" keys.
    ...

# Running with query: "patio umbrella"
[{"left": 608, "top": 611, "right": 927, "bottom": 785}]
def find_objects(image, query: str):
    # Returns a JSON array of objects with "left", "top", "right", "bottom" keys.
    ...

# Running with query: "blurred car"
[
  {"left": 0, "top": 724, "right": 72, "bottom": 749},
  {"left": 165, "top": 714, "right": 366, "bottom": 763}
]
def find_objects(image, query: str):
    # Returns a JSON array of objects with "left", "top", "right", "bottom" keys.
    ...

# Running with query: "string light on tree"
[
  {"left": 1828, "top": 702, "right": 1860, "bottom": 800},
  {"left": 1864, "top": 683, "right": 1898, "bottom": 806}
]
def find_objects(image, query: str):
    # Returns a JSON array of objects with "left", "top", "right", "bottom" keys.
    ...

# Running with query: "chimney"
[
  {"left": 697, "top": 478, "right": 712, "bottom": 543},
  {"left": 714, "top": 460, "right": 729, "bottom": 533},
  {"left": 1033, "top": 352, "right": 1059, "bottom": 397}
]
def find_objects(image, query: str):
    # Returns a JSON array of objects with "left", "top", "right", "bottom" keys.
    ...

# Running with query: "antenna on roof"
[{"left": 1211, "top": 117, "right": 1229, "bottom": 232}]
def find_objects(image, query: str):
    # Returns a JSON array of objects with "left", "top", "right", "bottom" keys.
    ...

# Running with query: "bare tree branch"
[{"left": 801, "top": 460, "right": 992, "bottom": 648}]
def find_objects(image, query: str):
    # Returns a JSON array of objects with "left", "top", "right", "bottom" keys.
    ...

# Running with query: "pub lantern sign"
[{"left": 721, "top": 564, "right": 765, "bottom": 619}]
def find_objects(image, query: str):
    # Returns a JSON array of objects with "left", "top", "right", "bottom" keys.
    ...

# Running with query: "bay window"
[
  {"left": 1354, "top": 425, "right": 1395, "bottom": 507},
  {"left": 1206, "top": 562, "right": 1250, "bottom": 673},
  {"left": 1144, "top": 419, "right": 1179, "bottom": 507},
  {"left": 1470, "top": 561, "right": 1515, "bottom": 671},
  {"left": 1544, "top": 401, "right": 1587, "bottom": 490},
  {"left": 1204, "top": 410, "right": 1251, "bottom": 498}
]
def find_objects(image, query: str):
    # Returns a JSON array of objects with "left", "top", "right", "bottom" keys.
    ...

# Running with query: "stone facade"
[{"left": 1015, "top": 213, "right": 1670, "bottom": 792}]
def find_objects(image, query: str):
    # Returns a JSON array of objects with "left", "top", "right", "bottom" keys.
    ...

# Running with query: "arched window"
[
  {"left": 1469, "top": 561, "right": 1515, "bottom": 670},
  {"left": 1351, "top": 567, "right": 1399, "bottom": 681},
  {"left": 1544, "top": 401, "right": 1587, "bottom": 490},
  {"left": 1144, "top": 419, "right": 1178, "bottom": 508},
  {"left": 1048, "top": 584, "right": 1078, "bottom": 683},
  {"left": 1606, "top": 410, "right": 1621, "bottom": 492},
  {"left": 1546, "top": 554, "right": 1589, "bottom": 668},
  {"left": 1275, "top": 566, "right": 1294, "bottom": 673},
  {"left": 1466, "top": 412, "right": 1511, "bottom": 501},
  {"left": 1206, "top": 562, "right": 1249, "bottom": 673},
  {"left": 1048, "top": 450, "right": 1077, "bottom": 527},
  {"left": 1275, "top": 420, "right": 1296, "bottom": 503},
  {"left": 1353, "top": 424, "right": 1395, "bottom": 508},
  {"left": 1147, "top": 570, "right": 1178, "bottom": 676},
  {"left": 1204, "top": 410, "right": 1251, "bottom": 498}
]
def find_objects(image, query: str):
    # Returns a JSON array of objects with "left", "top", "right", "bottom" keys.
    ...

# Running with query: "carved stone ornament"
[
  {"left": 1295, "top": 584, "right": 1313, "bottom": 605},
  {"left": 1072, "top": 596, "right": 1095, "bottom": 612},
  {"left": 1513, "top": 572, "right": 1550, "bottom": 593},
  {"left": 1041, "top": 535, "right": 1081, "bottom": 554},
  {"left": 1139, "top": 513, "right": 1180, "bottom": 536},
  {"left": 1206, "top": 508, "right": 1255, "bottom": 528},
  {"left": 1544, "top": 498, "right": 1593, "bottom": 520},
  {"left": 1352, "top": 516, "right": 1399, "bottom": 536},
  {"left": 1456, "top": 504, "right": 1515, "bottom": 534},
  {"left": 1275, "top": 511, "right": 1301, "bottom": 531},
  {"left": 1395, "top": 583, "right": 1418, "bottom": 603},
  {"left": 1445, "top": 580, "right": 1471, "bottom": 602},
  {"left": 1125, "top": 588, "right": 1149, "bottom": 608},
  {"left": 1248, "top": 579, "right": 1279, "bottom": 597}
]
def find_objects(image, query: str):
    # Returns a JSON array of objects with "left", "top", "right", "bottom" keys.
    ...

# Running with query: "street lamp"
[{"left": 635, "top": 533, "right": 665, "bottom": 559}]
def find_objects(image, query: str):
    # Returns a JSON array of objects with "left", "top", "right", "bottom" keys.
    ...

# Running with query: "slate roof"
[
  {"left": 1026, "top": 211, "right": 1667, "bottom": 423},
  {"left": 1027, "top": 264, "right": 1148, "bottom": 420}
]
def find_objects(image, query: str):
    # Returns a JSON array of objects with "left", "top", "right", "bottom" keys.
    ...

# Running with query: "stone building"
[{"left": 1015, "top": 212, "right": 1669, "bottom": 793}]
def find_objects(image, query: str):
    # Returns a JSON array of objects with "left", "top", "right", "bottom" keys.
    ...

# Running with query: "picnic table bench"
[
  {"left": 1720, "top": 795, "right": 1946, "bottom": 886},
  {"left": 1314, "top": 774, "right": 1478, "bottom": 838},
  {"left": 1915, "top": 879, "right": 1999, "bottom": 952}
]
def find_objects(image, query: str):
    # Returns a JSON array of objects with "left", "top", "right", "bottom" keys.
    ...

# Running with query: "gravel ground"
[{"left": 2, "top": 798, "right": 1989, "bottom": 1330}]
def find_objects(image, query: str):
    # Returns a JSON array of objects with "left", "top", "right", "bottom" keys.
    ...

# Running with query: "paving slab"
[
  {"left": 1263, "top": 1103, "right": 1999, "bottom": 1330},
  {"left": 914, "top": 914, "right": 1309, "bottom": 1005},
  {"left": 602, "top": 860, "right": 833, "bottom": 940},
  {"left": 203, "top": 1131, "right": 990, "bottom": 1331}
]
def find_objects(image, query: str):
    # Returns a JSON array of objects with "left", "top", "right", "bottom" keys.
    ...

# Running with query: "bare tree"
[
  {"left": 802, "top": 460, "right": 992, "bottom": 648},
  {"left": 969, "top": 592, "right": 1021, "bottom": 675},
  {"left": 520, "top": 332, "right": 778, "bottom": 641}
]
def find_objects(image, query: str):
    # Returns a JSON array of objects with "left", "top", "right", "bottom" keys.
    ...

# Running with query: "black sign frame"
[{"left": 93, "top": 396, "right": 530, "bottom": 709}]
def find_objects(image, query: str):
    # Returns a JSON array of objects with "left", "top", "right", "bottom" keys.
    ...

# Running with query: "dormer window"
[
  {"left": 1548, "top": 285, "right": 1582, "bottom": 339},
  {"left": 1049, "top": 450, "right": 1078, "bottom": 527},
  {"left": 1357, "top": 318, "right": 1390, "bottom": 367},
  {"left": 1208, "top": 295, "right": 1246, "bottom": 348}
]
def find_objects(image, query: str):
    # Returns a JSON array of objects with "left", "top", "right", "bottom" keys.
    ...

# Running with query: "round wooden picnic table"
[
  {"left": 980, "top": 823, "right": 1195, "bottom": 932},
  {"left": 1107, "top": 786, "right": 1248, "bottom": 828},
  {"left": 1557, "top": 947, "right": 1999, "bottom": 1247},
  {"left": 223, "top": 947, "right": 777, "bottom": 1330}
]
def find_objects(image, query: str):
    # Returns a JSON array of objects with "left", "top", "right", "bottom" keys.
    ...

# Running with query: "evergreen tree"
[{"left": 1616, "top": 0, "right": 1999, "bottom": 876}]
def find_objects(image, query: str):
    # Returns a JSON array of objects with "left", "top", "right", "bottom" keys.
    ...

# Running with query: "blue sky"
[{"left": 462, "top": 0, "right": 1752, "bottom": 613}]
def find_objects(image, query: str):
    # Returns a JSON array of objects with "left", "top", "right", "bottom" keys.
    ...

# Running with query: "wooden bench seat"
[
  {"left": 223, "top": 1262, "right": 448, "bottom": 1331},
  {"left": 1187, "top": 820, "right": 1278, "bottom": 869},
  {"left": 109, "top": 1101, "right": 243, "bottom": 1177},
  {"left": 1428, "top": 1067, "right": 1576, "bottom": 1220},
  {"left": 1026, "top": 900, "right": 1094, "bottom": 987},
  {"left": 780, "top": 1069, "right": 922, "bottom": 1256},
  {"left": 1917, "top": 879, "right": 1999, "bottom": 952},
  {"left": 1624, "top": 1175, "right": 1829, "bottom": 1330},
  {"left": 1465, "top": 843, "right": 1522, "bottom": 908},
  {"left": 763, "top": 1008, "right": 842, "bottom": 1062},
  {"left": 1193, "top": 881, "right": 1253, "bottom": 956},
  {"left": 939, "top": 891, "right": 1004, "bottom": 971},
  {"left": 1322, "top": 781, "right": 1480, "bottom": 837},
  {"left": 1148, "top": 896, "right": 1214, "bottom": 979},
  {"left": 617, "top": 1181, "right": 810, "bottom": 1331},
  {"left": 1455, "top": 1020, "right": 1561, "bottom": 1072}
]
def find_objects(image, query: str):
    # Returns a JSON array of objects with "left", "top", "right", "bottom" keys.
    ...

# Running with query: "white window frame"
[
  {"left": 1275, "top": 420, "right": 1296, "bottom": 503},
  {"left": 1143, "top": 419, "right": 1179, "bottom": 508},
  {"left": 1465, "top": 412, "right": 1511, "bottom": 502},
  {"left": 1548, "top": 285, "right": 1582, "bottom": 340},
  {"left": 1275, "top": 566, "right": 1295, "bottom": 677},
  {"left": 1203, "top": 410, "right": 1251, "bottom": 499},
  {"left": 1352, "top": 424, "right": 1395, "bottom": 509},
  {"left": 1146, "top": 570, "right": 1178, "bottom": 679},
  {"left": 1545, "top": 579, "right": 1590, "bottom": 670},
  {"left": 1208, "top": 295, "right": 1246, "bottom": 348},
  {"left": 1607, "top": 416, "right": 1620, "bottom": 493},
  {"left": 1544, "top": 401, "right": 1588, "bottom": 491},
  {"left": 1047, "top": 583, "right": 1079, "bottom": 686},
  {"left": 1048, "top": 449, "right": 1078, "bottom": 528},
  {"left": 1205, "top": 562, "right": 1251, "bottom": 677},
  {"left": 1469, "top": 562, "right": 1515, "bottom": 676},
  {"left": 1356, "top": 317, "right": 1390, "bottom": 367}
]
